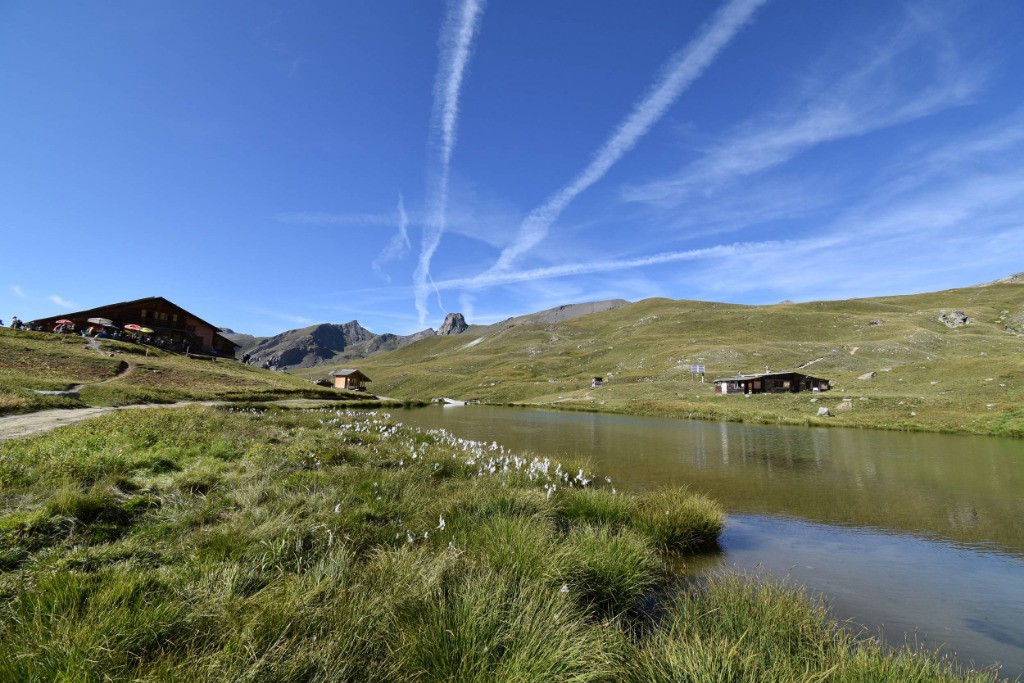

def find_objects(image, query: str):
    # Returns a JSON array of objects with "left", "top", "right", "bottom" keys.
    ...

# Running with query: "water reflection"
[
  {"left": 396, "top": 406, "right": 1024, "bottom": 557},
  {"left": 717, "top": 515, "right": 1024, "bottom": 676}
]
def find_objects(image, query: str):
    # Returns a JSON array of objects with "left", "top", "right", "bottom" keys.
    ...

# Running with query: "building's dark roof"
[
  {"left": 712, "top": 371, "right": 829, "bottom": 383},
  {"left": 330, "top": 369, "right": 371, "bottom": 381},
  {"left": 28, "top": 296, "right": 240, "bottom": 347}
]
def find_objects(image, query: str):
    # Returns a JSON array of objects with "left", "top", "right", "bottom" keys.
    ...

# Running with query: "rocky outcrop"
[
  {"left": 939, "top": 311, "right": 970, "bottom": 328},
  {"left": 437, "top": 313, "right": 468, "bottom": 336},
  {"left": 979, "top": 272, "right": 1024, "bottom": 286}
]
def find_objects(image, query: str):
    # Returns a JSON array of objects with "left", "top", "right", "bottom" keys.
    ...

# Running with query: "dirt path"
[
  {"left": 0, "top": 402, "right": 216, "bottom": 442},
  {"left": 0, "top": 398, "right": 378, "bottom": 442},
  {"left": 67, "top": 341, "right": 135, "bottom": 393}
]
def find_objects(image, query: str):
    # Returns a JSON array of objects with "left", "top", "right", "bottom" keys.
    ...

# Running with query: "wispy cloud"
[
  {"left": 414, "top": 0, "right": 487, "bottom": 326},
  {"left": 485, "top": 0, "right": 768, "bottom": 274},
  {"left": 435, "top": 237, "right": 827, "bottom": 291},
  {"left": 10, "top": 285, "right": 25, "bottom": 298},
  {"left": 880, "top": 110, "right": 1024, "bottom": 197},
  {"left": 48, "top": 294, "right": 76, "bottom": 309},
  {"left": 623, "top": 5, "right": 984, "bottom": 206},
  {"left": 372, "top": 194, "right": 413, "bottom": 282}
]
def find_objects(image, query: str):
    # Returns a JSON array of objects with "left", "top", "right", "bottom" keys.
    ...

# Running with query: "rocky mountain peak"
[{"left": 437, "top": 312, "right": 468, "bottom": 336}]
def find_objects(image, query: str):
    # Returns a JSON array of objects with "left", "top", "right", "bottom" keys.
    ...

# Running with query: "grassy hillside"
[
  {"left": 0, "top": 328, "right": 361, "bottom": 415},
  {"left": 306, "top": 280, "right": 1024, "bottom": 437}
]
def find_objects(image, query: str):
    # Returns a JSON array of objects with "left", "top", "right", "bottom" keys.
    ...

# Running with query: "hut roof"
[
  {"left": 329, "top": 369, "right": 371, "bottom": 381},
  {"left": 712, "top": 371, "right": 828, "bottom": 383}
]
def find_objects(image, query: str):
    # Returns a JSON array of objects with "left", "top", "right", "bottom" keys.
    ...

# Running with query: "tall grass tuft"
[
  {"left": 393, "top": 568, "right": 620, "bottom": 682},
  {"left": 560, "top": 525, "right": 661, "bottom": 615},
  {"left": 633, "top": 488, "right": 724, "bottom": 552},
  {"left": 627, "top": 571, "right": 1000, "bottom": 682}
]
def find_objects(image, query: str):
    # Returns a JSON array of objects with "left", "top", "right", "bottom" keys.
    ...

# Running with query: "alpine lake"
[{"left": 393, "top": 405, "right": 1024, "bottom": 677}]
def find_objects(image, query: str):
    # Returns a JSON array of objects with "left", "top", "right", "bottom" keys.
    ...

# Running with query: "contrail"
[
  {"left": 435, "top": 235, "right": 838, "bottom": 291},
  {"left": 414, "top": 0, "right": 486, "bottom": 326},
  {"left": 372, "top": 194, "right": 412, "bottom": 282},
  {"left": 487, "top": 0, "right": 768, "bottom": 274}
]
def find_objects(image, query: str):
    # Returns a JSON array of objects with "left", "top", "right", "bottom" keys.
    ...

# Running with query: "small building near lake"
[
  {"left": 29, "top": 296, "right": 239, "bottom": 357},
  {"left": 713, "top": 371, "right": 831, "bottom": 395},
  {"left": 591, "top": 376, "right": 604, "bottom": 388},
  {"left": 330, "top": 369, "right": 371, "bottom": 391}
]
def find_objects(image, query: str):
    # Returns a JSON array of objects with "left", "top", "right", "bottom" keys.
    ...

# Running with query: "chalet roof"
[
  {"left": 28, "top": 296, "right": 240, "bottom": 347},
  {"left": 330, "top": 369, "right": 371, "bottom": 380},
  {"left": 712, "top": 371, "right": 829, "bottom": 383}
]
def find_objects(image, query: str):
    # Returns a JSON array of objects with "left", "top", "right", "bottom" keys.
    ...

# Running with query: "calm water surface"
[{"left": 394, "top": 405, "right": 1024, "bottom": 676}]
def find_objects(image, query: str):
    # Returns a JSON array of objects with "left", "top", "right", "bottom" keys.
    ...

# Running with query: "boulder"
[
  {"left": 938, "top": 310, "right": 970, "bottom": 328},
  {"left": 836, "top": 399, "right": 853, "bottom": 412},
  {"left": 817, "top": 407, "right": 832, "bottom": 417},
  {"left": 858, "top": 372, "right": 876, "bottom": 380},
  {"left": 868, "top": 319, "right": 884, "bottom": 326},
  {"left": 437, "top": 312, "right": 469, "bottom": 336}
]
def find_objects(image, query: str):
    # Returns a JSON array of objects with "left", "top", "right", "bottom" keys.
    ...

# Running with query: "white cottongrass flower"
[{"left": 438, "top": 515, "right": 446, "bottom": 531}]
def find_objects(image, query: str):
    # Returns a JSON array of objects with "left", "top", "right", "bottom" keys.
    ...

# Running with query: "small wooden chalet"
[
  {"left": 330, "top": 369, "right": 371, "bottom": 391},
  {"left": 29, "top": 296, "right": 240, "bottom": 357},
  {"left": 713, "top": 371, "right": 831, "bottom": 395},
  {"left": 591, "top": 377, "right": 604, "bottom": 388}
]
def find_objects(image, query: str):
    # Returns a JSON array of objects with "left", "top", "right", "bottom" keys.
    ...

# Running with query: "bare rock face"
[
  {"left": 939, "top": 310, "right": 970, "bottom": 328},
  {"left": 437, "top": 312, "right": 468, "bottom": 336}
]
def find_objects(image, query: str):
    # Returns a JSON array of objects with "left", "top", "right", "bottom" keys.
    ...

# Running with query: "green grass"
[
  {"left": 0, "top": 406, "right": 1003, "bottom": 680},
  {"left": 319, "top": 280, "right": 1024, "bottom": 437},
  {"left": 631, "top": 572, "right": 994, "bottom": 682},
  {"left": 0, "top": 328, "right": 372, "bottom": 414}
]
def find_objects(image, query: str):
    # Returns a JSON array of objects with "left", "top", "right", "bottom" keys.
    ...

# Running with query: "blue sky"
[{"left": 2, "top": 1, "right": 1023, "bottom": 337}]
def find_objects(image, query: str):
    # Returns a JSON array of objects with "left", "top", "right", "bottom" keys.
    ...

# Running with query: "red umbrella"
[
  {"left": 124, "top": 324, "right": 144, "bottom": 331},
  {"left": 55, "top": 319, "right": 74, "bottom": 324}
]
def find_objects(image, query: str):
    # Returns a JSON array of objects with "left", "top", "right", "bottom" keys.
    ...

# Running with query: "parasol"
[
  {"left": 124, "top": 324, "right": 153, "bottom": 333},
  {"left": 87, "top": 317, "right": 115, "bottom": 327},
  {"left": 55, "top": 319, "right": 74, "bottom": 325}
]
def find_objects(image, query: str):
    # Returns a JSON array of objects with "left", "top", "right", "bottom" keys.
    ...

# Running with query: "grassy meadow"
[
  {"left": 0, "top": 328, "right": 360, "bottom": 415},
  {"left": 0, "top": 406, "right": 1004, "bottom": 681},
  {"left": 322, "top": 280, "right": 1024, "bottom": 437}
]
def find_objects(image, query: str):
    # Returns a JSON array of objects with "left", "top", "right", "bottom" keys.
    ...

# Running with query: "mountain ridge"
[{"left": 226, "top": 299, "right": 630, "bottom": 370}]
